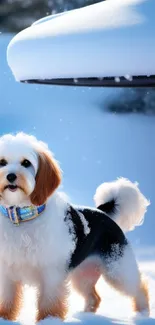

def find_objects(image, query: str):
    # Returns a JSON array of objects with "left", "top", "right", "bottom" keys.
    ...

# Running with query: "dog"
[{"left": 0, "top": 132, "right": 150, "bottom": 322}]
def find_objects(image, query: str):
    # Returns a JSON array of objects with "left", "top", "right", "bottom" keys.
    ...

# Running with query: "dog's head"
[{"left": 0, "top": 133, "right": 61, "bottom": 207}]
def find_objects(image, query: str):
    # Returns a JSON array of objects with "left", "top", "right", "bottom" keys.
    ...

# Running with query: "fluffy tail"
[{"left": 94, "top": 178, "right": 150, "bottom": 232}]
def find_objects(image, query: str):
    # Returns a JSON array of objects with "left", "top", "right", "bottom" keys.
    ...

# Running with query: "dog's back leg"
[
  {"left": 71, "top": 244, "right": 150, "bottom": 316},
  {"left": 102, "top": 243, "right": 150, "bottom": 316},
  {"left": 70, "top": 258, "right": 101, "bottom": 312}
]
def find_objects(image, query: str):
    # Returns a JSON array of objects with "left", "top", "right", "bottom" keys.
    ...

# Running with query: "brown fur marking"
[
  {"left": 84, "top": 287, "right": 101, "bottom": 312},
  {"left": 132, "top": 275, "right": 150, "bottom": 314},
  {"left": 37, "top": 295, "right": 68, "bottom": 321},
  {"left": 0, "top": 282, "right": 23, "bottom": 321},
  {"left": 30, "top": 150, "right": 61, "bottom": 206}
]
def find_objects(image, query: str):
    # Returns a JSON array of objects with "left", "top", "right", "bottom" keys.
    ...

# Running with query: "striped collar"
[{"left": 0, "top": 204, "right": 46, "bottom": 225}]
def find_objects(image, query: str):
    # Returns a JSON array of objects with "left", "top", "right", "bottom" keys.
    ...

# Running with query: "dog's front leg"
[
  {"left": 36, "top": 270, "right": 69, "bottom": 322},
  {"left": 0, "top": 274, "right": 23, "bottom": 321}
]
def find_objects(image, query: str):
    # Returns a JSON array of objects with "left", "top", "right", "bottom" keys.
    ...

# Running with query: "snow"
[
  {"left": 77, "top": 211, "right": 90, "bottom": 235},
  {"left": 7, "top": 0, "right": 155, "bottom": 82},
  {"left": 1, "top": 34, "right": 155, "bottom": 325}
]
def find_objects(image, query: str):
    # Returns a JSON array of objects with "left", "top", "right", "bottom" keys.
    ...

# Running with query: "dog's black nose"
[{"left": 7, "top": 173, "right": 17, "bottom": 183}]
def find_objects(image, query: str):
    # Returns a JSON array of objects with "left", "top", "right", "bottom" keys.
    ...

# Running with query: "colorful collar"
[{"left": 0, "top": 204, "right": 46, "bottom": 225}]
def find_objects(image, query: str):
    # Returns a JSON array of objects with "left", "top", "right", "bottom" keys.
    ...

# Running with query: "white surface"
[{"left": 7, "top": 0, "right": 155, "bottom": 81}]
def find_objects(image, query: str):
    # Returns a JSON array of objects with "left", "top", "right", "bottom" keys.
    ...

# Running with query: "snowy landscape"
[{"left": 1, "top": 8, "right": 155, "bottom": 325}]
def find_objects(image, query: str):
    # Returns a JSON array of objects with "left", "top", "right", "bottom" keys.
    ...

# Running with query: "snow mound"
[
  {"left": 7, "top": 0, "right": 155, "bottom": 82},
  {"left": 1, "top": 313, "right": 154, "bottom": 325}
]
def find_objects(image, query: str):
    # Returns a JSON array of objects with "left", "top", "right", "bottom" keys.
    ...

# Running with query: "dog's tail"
[{"left": 94, "top": 178, "right": 150, "bottom": 232}]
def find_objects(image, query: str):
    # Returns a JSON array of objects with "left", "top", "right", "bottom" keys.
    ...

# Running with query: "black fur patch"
[
  {"left": 66, "top": 205, "right": 128, "bottom": 270},
  {"left": 97, "top": 199, "right": 117, "bottom": 215}
]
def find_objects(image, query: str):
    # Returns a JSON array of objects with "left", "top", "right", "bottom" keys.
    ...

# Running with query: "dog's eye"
[
  {"left": 0, "top": 159, "right": 7, "bottom": 167},
  {"left": 21, "top": 159, "right": 31, "bottom": 168}
]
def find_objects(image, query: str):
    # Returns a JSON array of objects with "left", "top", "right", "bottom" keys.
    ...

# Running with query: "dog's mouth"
[{"left": 4, "top": 185, "right": 19, "bottom": 192}]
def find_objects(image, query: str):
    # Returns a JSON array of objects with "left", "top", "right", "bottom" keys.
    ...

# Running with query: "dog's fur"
[{"left": 0, "top": 133, "right": 150, "bottom": 321}]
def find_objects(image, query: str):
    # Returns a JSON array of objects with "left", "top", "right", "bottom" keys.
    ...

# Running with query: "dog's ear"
[{"left": 30, "top": 150, "right": 61, "bottom": 206}]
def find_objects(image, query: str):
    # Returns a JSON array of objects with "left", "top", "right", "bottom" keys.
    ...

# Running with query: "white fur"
[
  {"left": 104, "top": 244, "right": 140, "bottom": 296},
  {"left": 0, "top": 193, "right": 75, "bottom": 273},
  {"left": 0, "top": 194, "right": 76, "bottom": 305},
  {"left": 94, "top": 178, "right": 150, "bottom": 232},
  {"left": 0, "top": 133, "right": 76, "bottom": 304}
]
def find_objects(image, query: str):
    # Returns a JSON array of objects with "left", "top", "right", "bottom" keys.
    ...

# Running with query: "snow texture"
[
  {"left": 77, "top": 211, "right": 90, "bottom": 235},
  {"left": 7, "top": 0, "right": 155, "bottom": 81}
]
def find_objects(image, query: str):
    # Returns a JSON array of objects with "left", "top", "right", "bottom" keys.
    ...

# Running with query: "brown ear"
[{"left": 30, "top": 151, "right": 61, "bottom": 206}]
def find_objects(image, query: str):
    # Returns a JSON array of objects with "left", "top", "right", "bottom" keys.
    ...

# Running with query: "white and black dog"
[{"left": 0, "top": 133, "right": 150, "bottom": 322}]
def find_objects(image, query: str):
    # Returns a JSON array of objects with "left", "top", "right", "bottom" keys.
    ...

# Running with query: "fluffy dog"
[{"left": 0, "top": 133, "right": 150, "bottom": 321}]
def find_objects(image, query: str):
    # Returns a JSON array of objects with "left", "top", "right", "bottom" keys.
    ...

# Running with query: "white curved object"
[{"left": 7, "top": 0, "right": 155, "bottom": 86}]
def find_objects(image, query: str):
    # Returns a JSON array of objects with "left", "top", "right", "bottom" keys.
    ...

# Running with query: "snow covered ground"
[{"left": 0, "top": 34, "right": 155, "bottom": 325}]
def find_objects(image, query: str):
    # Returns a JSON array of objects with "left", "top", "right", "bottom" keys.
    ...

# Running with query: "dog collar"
[{"left": 0, "top": 204, "right": 46, "bottom": 225}]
